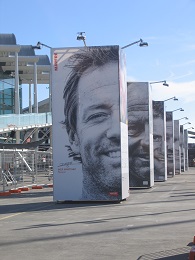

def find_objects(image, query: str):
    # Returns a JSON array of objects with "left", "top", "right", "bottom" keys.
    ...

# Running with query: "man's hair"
[
  {"left": 166, "top": 111, "right": 173, "bottom": 121},
  {"left": 62, "top": 46, "right": 119, "bottom": 161},
  {"left": 63, "top": 46, "right": 119, "bottom": 135},
  {"left": 153, "top": 101, "right": 164, "bottom": 119},
  {"left": 127, "top": 82, "right": 149, "bottom": 112}
]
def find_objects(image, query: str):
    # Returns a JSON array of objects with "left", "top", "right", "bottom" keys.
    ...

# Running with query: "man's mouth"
[
  {"left": 108, "top": 151, "right": 121, "bottom": 158},
  {"left": 131, "top": 154, "right": 150, "bottom": 167},
  {"left": 136, "top": 154, "right": 150, "bottom": 160},
  {"left": 158, "top": 158, "right": 164, "bottom": 161},
  {"left": 154, "top": 156, "right": 164, "bottom": 161}
]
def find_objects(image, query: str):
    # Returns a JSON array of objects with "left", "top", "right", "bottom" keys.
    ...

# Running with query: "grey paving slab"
[{"left": 1, "top": 168, "right": 195, "bottom": 260}]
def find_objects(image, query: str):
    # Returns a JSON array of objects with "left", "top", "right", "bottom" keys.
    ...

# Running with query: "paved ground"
[{"left": 0, "top": 168, "right": 195, "bottom": 260}]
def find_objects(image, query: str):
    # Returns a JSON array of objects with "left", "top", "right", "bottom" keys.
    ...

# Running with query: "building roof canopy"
[
  {"left": 0, "top": 34, "right": 51, "bottom": 84},
  {"left": 0, "top": 33, "right": 16, "bottom": 45}
]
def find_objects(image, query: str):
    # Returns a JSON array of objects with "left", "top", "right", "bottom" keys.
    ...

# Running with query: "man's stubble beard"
[
  {"left": 129, "top": 156, "right": 150, "bottom": 186},
  {"left": 82, "top": 160, "right": 121, "bottom": 194}
]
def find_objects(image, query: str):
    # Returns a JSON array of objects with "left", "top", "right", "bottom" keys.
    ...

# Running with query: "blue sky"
[{"left": 1, "top": 0, "right": 195, "bottom": 141}]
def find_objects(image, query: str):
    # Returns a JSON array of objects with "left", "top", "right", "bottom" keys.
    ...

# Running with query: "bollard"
[{"left": 189, "top": 245, "right": 195, "bottom": 260}]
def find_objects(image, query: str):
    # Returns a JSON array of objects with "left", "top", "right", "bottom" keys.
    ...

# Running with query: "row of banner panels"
[
  {"left": 153, "top": 101, "right": 167, "bottom": 181},
  {"left": 166, "top": 112, "right": 175, "bottom": 176},
  {"left": 174, "top": 120, "right": 181, "bottom": 174},
  {"left": 51, "top": 45, "right": 188, "bottom": 202},
  {"left": 127, "top": 82, "right": 154, "bottom": 187}
]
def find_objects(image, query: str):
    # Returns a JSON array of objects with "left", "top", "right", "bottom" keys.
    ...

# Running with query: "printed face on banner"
[
  {"left": 174, "top": 120, "right": 180, "bottom": 172},
  {"left": 71, "top": 62, "right": 121, "bottom": 197},
  {"left": 167, "top": 130, "right": 173, "bottom": 154},
  {"left": 166, "top": 112, "right": 174, "bottom": 174},
  {"left": 52, "top": 46, "right": 123, "bottom": 201},
  {"left": 153, "top": 101, "right": 165, "bottom": 179},
  {"left": 119, "top": 50, "right": 128, "bottom": 124},
  {"left": 127, "top": 83, "right": 150, "bottom": 187}
]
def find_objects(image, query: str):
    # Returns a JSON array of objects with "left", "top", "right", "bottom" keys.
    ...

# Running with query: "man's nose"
[
  {"left": 140, "top": 130, "right": 149, "bottom": 147},
  {"left": 106, "top": 113, "right": 120, "bottom": 139}
]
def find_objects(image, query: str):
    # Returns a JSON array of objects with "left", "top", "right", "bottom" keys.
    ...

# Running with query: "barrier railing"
[
  {"left": 0, "top": 148, "right": 53, "bottom": 192},
  {"left": 0, "top": 112, "right": 52, "bottom": 133}
]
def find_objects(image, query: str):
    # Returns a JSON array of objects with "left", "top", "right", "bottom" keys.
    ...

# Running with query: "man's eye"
[
  {"left": 128, "top": 124, "right": 142, "bottom": 136},
  {"left": 85, "top": 113, "right": 108, "bottom": 123},
  {"left": 154, "top": 135, "right": 162, "bottom": 142}
]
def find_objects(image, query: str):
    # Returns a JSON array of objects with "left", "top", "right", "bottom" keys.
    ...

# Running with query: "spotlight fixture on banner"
[
  {"left": 121, "top": 38, "right": 148, "bottom": 49},
  {"left": 177, "top": 117, "right": 188, "bottom": 121},
  {"left": 172, "top": 108, "right": 184, "bottom": 112},
  {"left": 150, "top": 80, "right": 169, "bottom": 87},
  {"left": 164, "top": 96, "right": 178, "bottom": 102},
  {"left": 187, "top": 127, "right": 194, "bottom": 130},
  {"left": 33, "top": 40, "right": 52, "bottom": 112},
  {"left": 33, "top": 42, "right": 52, "bottom": 49},
  {"left": 77, "top": 32, "right": 87, "bottom": 46},
  {"left": 183, "top": 122, "right": 191, "bottom": 126}
]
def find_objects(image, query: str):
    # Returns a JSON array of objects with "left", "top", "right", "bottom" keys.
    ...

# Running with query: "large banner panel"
[
  {"left": 188, "top": 143, "right": 195, "bottom": 167},
  {"left": 166, "top": 112, "right": 175, "bottom": 176},
  {"left": 127, "top": 82, "right": 154, "bottom": 188},
  {"left": 174, "top": 120, "right": 181, "bottom": 174},
  {"left": 119, "top": 50, "right": 129, "bottom": 199},
  {"left": 184, "top": 129, "right": 188, "bottom": 171},
  {"left": 180, "top": 125, "right": 185, "bottom": 171},
  {"left": 51, "top": 46, "right": 129, "bottom": 201},
  {"left": 153, "top": 101, "right": 167, "bottom": 181}
]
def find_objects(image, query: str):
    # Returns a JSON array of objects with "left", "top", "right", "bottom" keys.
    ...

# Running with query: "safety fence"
[{"left": 0, "top": 148, "right": 53, "bottom": 193}]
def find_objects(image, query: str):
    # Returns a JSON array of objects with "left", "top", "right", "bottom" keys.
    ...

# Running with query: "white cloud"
[
  {"left": 185, "top": 44, "right": 195, "bottom": 51},
  {"left": 167, "top": 71, "right": 194, "bottom": 80},
  {"left": 152, "top": 80, "right": 195, "bottom": 103},
  {"left": 127, "top": 76, "right": 138, "bottom": 82},
  {"left": 155, "top": 59, "right": 160, "bottom": 66},
  {"left": 171, "top": 60, "right": 195, "bottom": 68}
]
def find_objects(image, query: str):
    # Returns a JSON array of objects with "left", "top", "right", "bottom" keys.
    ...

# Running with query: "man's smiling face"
[{"left": 73, "top": 62, "right": 121, "bottom": 191}]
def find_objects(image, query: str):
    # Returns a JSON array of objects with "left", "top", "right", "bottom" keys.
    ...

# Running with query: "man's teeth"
[{"left": 108, "top": 151, "right": 120, "bottom": 158}]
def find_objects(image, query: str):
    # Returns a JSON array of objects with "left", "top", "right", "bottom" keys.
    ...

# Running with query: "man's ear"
[{"left": 68, "top": 130, "right": 80, "bottom": 154}]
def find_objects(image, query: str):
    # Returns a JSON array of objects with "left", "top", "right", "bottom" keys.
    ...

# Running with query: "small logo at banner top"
[
  {"left": 109, "top": 192, "right": 119, "bottom": 196},
  {"left": 54, "top": 53, "right": 58, "bottom": 71}
]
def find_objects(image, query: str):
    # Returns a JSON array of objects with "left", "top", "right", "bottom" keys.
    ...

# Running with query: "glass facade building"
[
  {"left": 0, "top": 33, "right": 51, "bottom": 146},
  {"left": 0, "top": 75, "right": 22, "bottom": 115}
]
